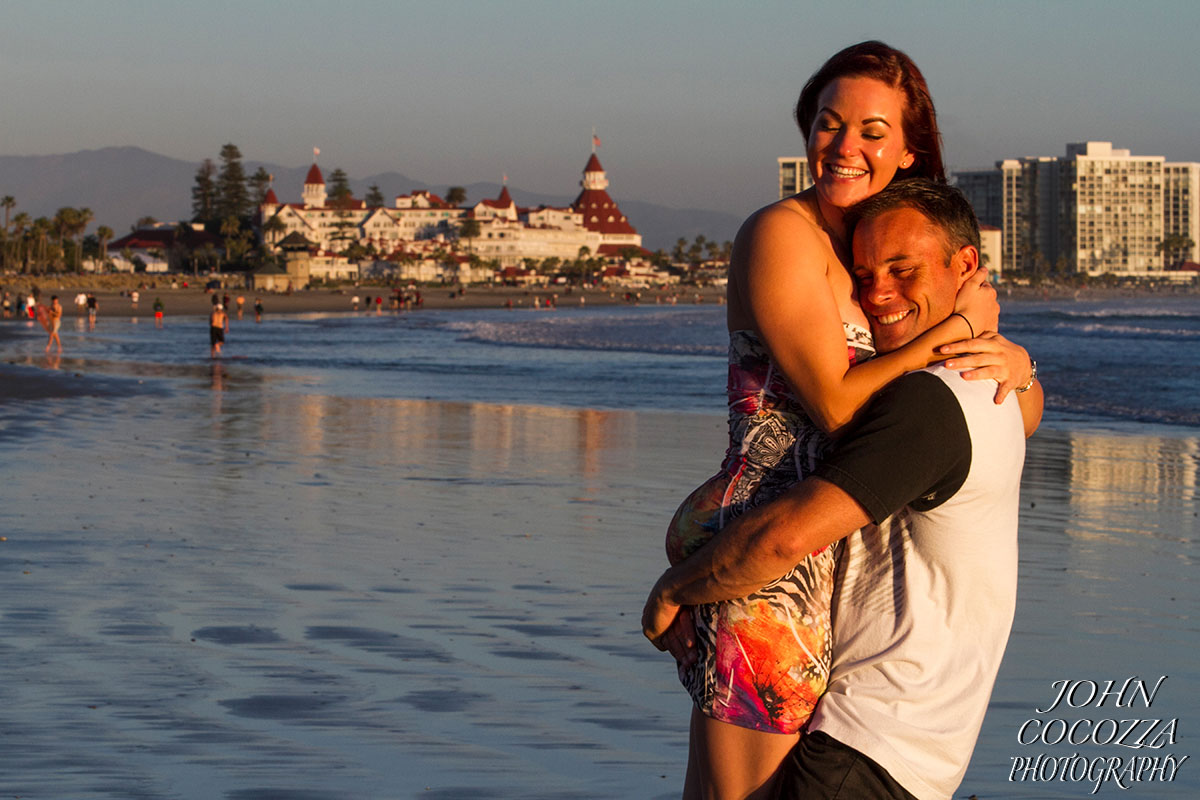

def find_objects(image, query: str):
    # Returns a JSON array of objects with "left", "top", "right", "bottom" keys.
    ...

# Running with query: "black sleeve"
[{"left": 812, "top": 371, "right": 971, "bottom": 524}]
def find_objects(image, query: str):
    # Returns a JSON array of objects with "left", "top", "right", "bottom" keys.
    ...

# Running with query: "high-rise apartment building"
[
  {"left": 1163, "top": 162, "right": 1200, "bottom": 267},
  {"left": 777, "top": 157, "right": 813, "bottom": 198},
  {"left": 956, "top": 142, "right": 1191, "bottom": 277},
  {"left": 1063, "top": 142, "right": 1163, "bottom": 275}
]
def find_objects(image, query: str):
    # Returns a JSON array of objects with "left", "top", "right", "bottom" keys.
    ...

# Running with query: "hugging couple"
[{"left": 643, "top": 41, "right": 1042, "bottom": 800}]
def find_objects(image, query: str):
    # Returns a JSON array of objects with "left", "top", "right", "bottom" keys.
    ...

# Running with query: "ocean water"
[
  {"left": 8, "top": 293, "right": 1200, "bottom": 427},
  {"left": 1, "top": 298, "right": 1198, "bottom": 798}
]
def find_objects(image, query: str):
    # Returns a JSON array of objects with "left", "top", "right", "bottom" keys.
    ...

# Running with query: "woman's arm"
[
  {"left": 941, "top": 331, "right": 1043, "bottom": 437},
  {"left": 736, "top": 206, "right": 996, "bottom": 434}
]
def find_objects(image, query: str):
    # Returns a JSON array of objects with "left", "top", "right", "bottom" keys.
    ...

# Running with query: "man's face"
[{"left": 851, "top": 206, "right": 973, "bottom": 353}]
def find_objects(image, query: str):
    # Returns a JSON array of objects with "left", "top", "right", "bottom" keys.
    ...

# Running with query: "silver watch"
[{"left": 1016, "top": 359, "right": 1038, "bottom": 393}]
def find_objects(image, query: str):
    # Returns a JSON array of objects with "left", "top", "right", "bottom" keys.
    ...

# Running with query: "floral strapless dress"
[{"left": 665, "top": 322, "right": 875, "bottom": 733}]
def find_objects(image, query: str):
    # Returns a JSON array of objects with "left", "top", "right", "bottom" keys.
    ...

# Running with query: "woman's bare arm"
[{"left": 733, "top": 205, "right": 993, "bottom": 433}]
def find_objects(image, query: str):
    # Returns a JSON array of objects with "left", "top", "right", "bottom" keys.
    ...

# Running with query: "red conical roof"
[
  {"left": 497, "top": 186, "right": 514, "bottom": 206},
  {"left": 571, "top": 153, "right": 637, "bottom": 236},
  {"left": 305, "top": 163, "right": 325, "bottom": 185},
  {"left": 264, "top": 188, "right": 279, "bottom": 205}
]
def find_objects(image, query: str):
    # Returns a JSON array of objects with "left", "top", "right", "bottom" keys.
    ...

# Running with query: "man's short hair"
[{"left": 845, "top": 179, "right": 981, "bottom": 259}]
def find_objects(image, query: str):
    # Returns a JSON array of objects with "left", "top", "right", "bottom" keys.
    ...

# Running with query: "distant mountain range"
[{"left": 0, "top": 146, "right": 741, "bottom": 251}]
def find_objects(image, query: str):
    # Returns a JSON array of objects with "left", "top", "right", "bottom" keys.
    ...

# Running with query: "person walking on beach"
[
  {"left": 645, "top": 180, "right": 1040, "bottom": 800},
  {"left": 85, "top": 293, "right": 98, "bottom": 327},
  {"left": 45, "top": 295, "right": 63, "bottom": 353},
  {"left": 130, "top": 290, "right": 139, "bottom": 311},
  {"left": 210, "top": 303, "right": 228, "bottom": 358},
  {"left": 153, "top": 297, "right": 165, "bottom": 328},
  {"left": 254, "top": 297, "right": 264, "bottom": 322}
]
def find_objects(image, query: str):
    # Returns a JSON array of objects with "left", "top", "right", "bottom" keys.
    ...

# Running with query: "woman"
[{"left": 654, "top": 42, "right": 1039, "bottom": 800}]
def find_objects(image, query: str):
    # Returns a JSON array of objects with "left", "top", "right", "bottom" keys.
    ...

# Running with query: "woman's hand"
[
  {"left": 939, "top": 331, "right": 1034, "bottom": 404},
  {"left": 953, "top": 267, "right": 999, "bottom": 337}
]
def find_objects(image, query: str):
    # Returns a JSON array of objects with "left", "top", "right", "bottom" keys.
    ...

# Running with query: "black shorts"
[
  {"left": 210, "top": 326, "right": 225, "bottom": 345},
  {"left": 780, "top": 731, "right": 917, "bottom": 800}
]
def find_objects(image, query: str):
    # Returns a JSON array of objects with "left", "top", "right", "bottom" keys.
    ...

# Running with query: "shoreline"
[
  {"left": 2, "top": 273, "right": 1197, "bottom": 325},
  {"left": 0, "top": 282, "right": 729, "bottom": 322}
]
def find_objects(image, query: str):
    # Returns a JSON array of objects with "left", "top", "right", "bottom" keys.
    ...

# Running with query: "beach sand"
[
  {"left": 1, "top": 316, "right": 1197, "bottom": 797},
  {"left": 1, "top": 282, "right": 727, "bottom": 323},
  {"left": 0, "top": 372, "right": 726, "bottom": 798}
]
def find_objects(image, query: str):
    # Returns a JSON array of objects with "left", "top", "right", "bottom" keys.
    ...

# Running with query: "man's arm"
[
  {"left": 643, "top": 370, "right": 973, "bottom": 653},
  {"left": 642, "top": 477, "right": 869, "bottom": 649},
  {"left": 660, "top": 478, "right": 868, "bottom": 605}
]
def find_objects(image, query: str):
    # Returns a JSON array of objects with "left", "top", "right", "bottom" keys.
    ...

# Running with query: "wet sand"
[
  {"left": 1, "top": 325, "right": 1197, "bottom": 797},
  {"left": 0, "top": 376, "right": 723, "bottom": 798}
]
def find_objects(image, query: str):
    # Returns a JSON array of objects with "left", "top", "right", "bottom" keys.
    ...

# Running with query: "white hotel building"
[
  {"left": 956, "top": 142, "right": 1199, "bottom": 277},
  {"left": 260, "top": 152, "right": 643, "bottom": 274}
]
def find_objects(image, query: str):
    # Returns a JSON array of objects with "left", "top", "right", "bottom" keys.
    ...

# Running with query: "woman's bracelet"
[
  {"left": 951, "top": 312, "right": 975, "bottom": 339},
  {"left": 1016, "top": 358, "right": 1038, "bottom": 393}
]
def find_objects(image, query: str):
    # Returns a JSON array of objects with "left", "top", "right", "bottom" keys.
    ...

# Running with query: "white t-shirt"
[{"left": 810, "top": 365, "right": 1026, "bottom": 800}]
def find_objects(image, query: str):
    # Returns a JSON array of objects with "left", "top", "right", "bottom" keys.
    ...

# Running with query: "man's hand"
[
  {"left": 642, "top": 582, "right": 681, "bottom": 647},
  {"left": 642, "top": 585, "right": 699, "bottom": 669}
]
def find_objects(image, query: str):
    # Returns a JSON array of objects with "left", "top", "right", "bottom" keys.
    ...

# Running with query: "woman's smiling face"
[{"left": 807, "top": 75, "right": 913, "bottom": 211}]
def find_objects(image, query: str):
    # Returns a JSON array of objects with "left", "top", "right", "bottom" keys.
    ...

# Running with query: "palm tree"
[
  {"left": 445, "top": 186, "right": 466, "bottom": 207},
  {"left": 96, "top": 225, "right": 114, "bottom": 271},
  {"left": 672, "top": 237, "right": 688, "bottom": 264},
  {"left": 31, "top": 217, "right": 53, "bottom": 274},
  {"left": 54, "top": 208, "right": 78, "bottom": 270},
  {"left": 457, "top": 218, "right": 481, "bottom": 254},
  {"left": 74, "top": 207, "right": 93, "bottom": 272},
  {"left": 10, "top": 212, "right": 30, "bottom": 272},
  {"left": 262, "top": 214, "right": 287, "bottom": 247},
  {"left": 1, "top": 196, "right": 15, "bottom": 233}
]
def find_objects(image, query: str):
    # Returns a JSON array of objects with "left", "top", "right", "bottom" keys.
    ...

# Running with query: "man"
[
  {"left": 210, "top": 303, "right": 228, "bottom": 358},
  {"left": 644, "top": 180, "right": 1041, "bottom": 800}
]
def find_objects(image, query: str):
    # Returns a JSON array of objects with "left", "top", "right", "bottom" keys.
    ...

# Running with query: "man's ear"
[{"left": 952, "top": 245, "right": 980, "bottom": 286}]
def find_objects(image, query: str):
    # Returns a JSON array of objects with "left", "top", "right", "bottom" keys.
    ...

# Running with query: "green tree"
[
  {"left": 457, "top": 218, "right": 481, "bottom": 254},
  {"left": 31, "top": 217, "right": 53, "bottom": 274},
  {"left": 327, "top": 168, "right": 357, "bottom": 251},
  {"left": 96, "top": 225, "right": 114, "bottom": 269},
  {"left": 248, "top": 166, "right": 272, "bottom": 208},
  {"left": 445, "top": 186, "right": 466, "bottom": 207},
  {"left": 262, "top": 214, "right": 287, "bottom": 246},
  {"left": 220, "top": 215, "right": 251, "bottom": 268},
  {"left": 10, "top": 212, "right": 30, "bottom": 272},
  {"left": 53, "top": 208, "right": 78, "bottom": 271},
  {"left": 1, "top": 196, "right": 14, "bottom": 234},
  {"left": 192, "top": 159, "right": 218, "bottom": 224},
  {"left": 672, "top": 237, "right": 687, "bottom": 263},
  {"left": 365, "top": 184, "right": 385, "bottom": 208},
  {"left": 71, "top": 207, "right": 93, "bottom": 272},
  {"left": 215, "top": 143, "right": 249, "bottom": 223},
  {"left": 1156, "top": 233, "right": 1196, "bottom": 268}
]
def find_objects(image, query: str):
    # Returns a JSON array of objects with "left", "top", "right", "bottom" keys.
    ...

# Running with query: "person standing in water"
[
  {"left": 210, "top": 303, "right": 228, "bottom": 358},
  {"left": 46, "top": 295, "right": 63, "bottom": 353}
]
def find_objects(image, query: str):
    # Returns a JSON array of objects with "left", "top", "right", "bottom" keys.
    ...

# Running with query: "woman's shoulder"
[{"left": 738, "top": 191, "right": 826, "bottom": 246}]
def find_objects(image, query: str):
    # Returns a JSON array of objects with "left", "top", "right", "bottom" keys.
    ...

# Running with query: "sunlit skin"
[
  {"left": 852, "top": 207, "right": 975, "bottom": 354},
  {"left": 807, "top": 76, "right": 914, "bottom": 235}
]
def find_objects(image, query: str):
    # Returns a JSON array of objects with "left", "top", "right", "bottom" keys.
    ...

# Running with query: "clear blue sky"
[{"left": 2, "top": 0, "right": 1197, "bottom": 219}]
